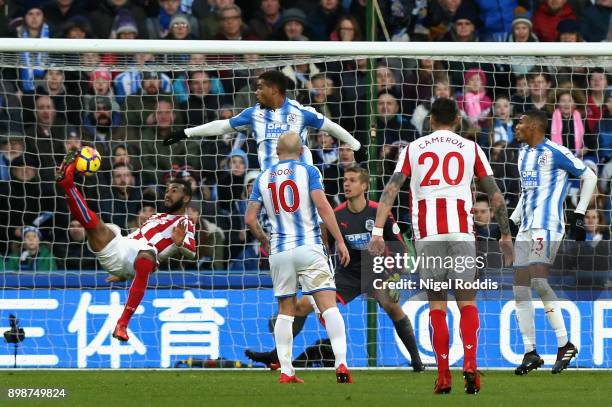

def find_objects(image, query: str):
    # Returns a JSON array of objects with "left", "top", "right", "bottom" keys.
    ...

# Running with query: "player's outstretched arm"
[
  {"left": 478, "top": 175, "right": 514, "bottom": 265},
  {"left": 320, "top": 118, "right": 361, "bottom": 151},
  {"left": 163, "top": 119, "right": 234, "bottom": 145},
  {"left": 572, "top": 167, "right": 598, "bottom": 241},
  {"left": 311, "top": 189, "right": 350, "bottom": 267},
  {"left": 368, "top": 172, "right": 406, "bottom": 256},
  {"left": 245, "top": 201, "right": 270, "bottom": 254}
]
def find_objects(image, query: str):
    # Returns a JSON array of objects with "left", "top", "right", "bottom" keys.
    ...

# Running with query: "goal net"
[{"left": 0, "top": 40, "right": 610, "bottom": 369}]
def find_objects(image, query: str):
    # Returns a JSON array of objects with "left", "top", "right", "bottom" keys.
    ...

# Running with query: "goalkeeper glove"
[
  {"left": 572, "top": 212, "right": 586, "bottom": 242},
  {"left": 163, "top": 129, "right": 188, "bottom": 146}
]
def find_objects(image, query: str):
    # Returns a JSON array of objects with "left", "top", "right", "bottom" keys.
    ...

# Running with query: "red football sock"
[
  {"left": 118, "top": 257, "right": 156, "bottom": 327},
  {"left": 460, "top": 304, "right": 479, "bottom": 369},
  {"left": 63, "top": 185, "right": 100, "bottom": 230},
  {"left": 429, "top": 309, "right": 450, "bottom": 373}
]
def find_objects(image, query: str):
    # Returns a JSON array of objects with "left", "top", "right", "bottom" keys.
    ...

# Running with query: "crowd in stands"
[{"left": 0, "top": 0, "right": 611, "bottom": 273}]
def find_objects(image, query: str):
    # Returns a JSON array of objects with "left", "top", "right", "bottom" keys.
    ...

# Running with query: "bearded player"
[
  {"left": 163, "top": 70, "right": 361, "bottom": 170},
  {"left": 55, "top": 148, "right": 196, "bottom": 342},
  {"left": 245, "top": 165, "right": 425, "bottom": 372},
  {"left": 369, "top": 98, "right": 514, "bottom": 394},
  {"left": 511, "top": 110, "right": 597, "bottom": 375}
]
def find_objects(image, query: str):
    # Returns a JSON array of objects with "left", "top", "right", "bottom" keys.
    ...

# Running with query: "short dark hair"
[
  {"left": 168, "top": 178, "right": 193, "bottom": 199},
  {"left": 430, "top": 98, "right": 459, "bottom": 126},
  {"left": 524, "top": 109, "right": 548, "bottom": 133},
  {"left": 475, "top": 195, "right": 489, "bottom": 205},
  {"left": 258, "top": 70, "right": 288, "bottom": 95},
  {"left": 344, "top": 165, "right": 369, "bottom": 185}
]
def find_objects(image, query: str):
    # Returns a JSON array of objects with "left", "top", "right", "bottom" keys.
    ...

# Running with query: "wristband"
[{"left": 371, "top": 226, "right": 384, "bottom": 237}]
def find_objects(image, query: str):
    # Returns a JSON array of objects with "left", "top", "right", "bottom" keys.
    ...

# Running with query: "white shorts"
[
  {"left": 87, "top": 224, "right": 156, "bottom": 280},
  {"left": 415, "top": 233, "right": 477, "bottom": 282},
  {"left": 269, "top": 244, "right": 335, "bottom": 298},
  {"left": 513, "top": 228, "right": 564, "bottom": 268}
]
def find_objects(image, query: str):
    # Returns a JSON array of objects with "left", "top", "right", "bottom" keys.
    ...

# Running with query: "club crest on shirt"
[
  {"left": 538, "top": 151, "right": 552, "bottom": 166},
  {"left": 365, "top": 219, "right": 374, "bottom": 231},
  {"left": 287, "top": 113, "right": 297, "bottom": 124}
]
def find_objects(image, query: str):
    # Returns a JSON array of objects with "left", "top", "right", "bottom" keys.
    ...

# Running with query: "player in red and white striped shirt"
[
  {"left": 56, "top": 149, "right": 196, "bottom": 342},
  {"left": 369, "top": 99, "right": 513, "bottom": 394}
]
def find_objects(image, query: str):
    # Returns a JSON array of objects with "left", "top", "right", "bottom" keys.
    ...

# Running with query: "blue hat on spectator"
[
  {"left": 557, "top": 19, "right": 580, "bottom": 34},
  {"left": 280, "top": 8, "right": 307, "bottom": 27},
  {"left": 227, "top": 149, "right": 249, "bottom": 169},
  {"left": 22, "top": 226, "right": 42, "bottom": 239}
]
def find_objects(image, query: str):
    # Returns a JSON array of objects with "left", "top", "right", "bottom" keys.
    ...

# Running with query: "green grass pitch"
[{"left": 1, "top": 370, "right": 610, "bottom": 406}]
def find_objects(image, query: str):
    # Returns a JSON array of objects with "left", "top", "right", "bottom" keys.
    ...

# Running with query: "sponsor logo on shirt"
[{"left": 345, "top": 233, "right": 372, "bottom": 250}]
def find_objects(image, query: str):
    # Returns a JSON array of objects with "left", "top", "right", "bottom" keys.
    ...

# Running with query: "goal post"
[{"left": 0, "top": 39, "right": 610, "bottom": 369}]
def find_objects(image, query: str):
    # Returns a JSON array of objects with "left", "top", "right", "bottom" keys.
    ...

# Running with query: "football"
[{"left": 75, "top": 146, "right": 101, "bottom": 176}]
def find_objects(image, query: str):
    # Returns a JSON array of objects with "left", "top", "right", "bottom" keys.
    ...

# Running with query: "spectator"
[
  {"left": 0, "top": 1, "right": 18, "bottom": 38},
  {"left": 54, "top": 220, "right": 98, "bottom": 270},
  {"left": 90, "top": 0, "right": 150, "bottom": 40},
  {"left": 505, "top": 10, "right": 538, "bottom": 75},
  {"left": 84, "top": 69, "right": 120, "bottom": 117},
  {"left": 339, "top": 58, "right": 368, "bottom": 136},
  {"left": 475, "top": 0, "right": 517, "bottom": 41},
  {"left": 375, "top": 91, "right": 417, "bottom": 148},
  {"left": 23, "top": 95, "right": 66, "bottom": 182},
  {"left": 282, "top": 61, "right": 320, "bottom": 92},
  {"left": 512, "top": 74, "right": 530, "bottom": 108},
  {"left": 489, "top": 95, "right": 515, "bottom": 145},
  {"left": 457, "top": 68, "right": 492, "bottom": 130},
  {"left": 111, "top": 10, "right": 140, "bottom": 39},
  {"left": 597, "top": 91, "right": 612, "bottom": 165},
  {"left": 113, "top": 53, "right": 173, "bottom": 104},
  {"left": 59, "top": 15, "right": 95, "bottom": 39},
  {"left": 216, "top": 148, "right": 247, "bottom": 213},
  {"left": 513, "top": 69, "right": 551, "bottom": 115},
  {"left": 146, "top": 0, "right": 198, "bottom": 39},
  {"left": 581, "top": 0, "right": 612, "bottom": 42},
  {"left": 22, "top": 67, "right": 82, "bottom": 126},
  {"left": 124, "top": 71, "right": 172, "bottom": 127},
  {"left": 442, "top": 6, "right": 480, "bottom": 42},
  {"left": 548, "top": 88, "right": 595, "bottom": 159},
  {"left": 249, "top": 0, "right": 283, "bottom": 40},
  {"left": 424, "top": 0, "right": 478, "bottom": 41},
  {"left": 402, "top": 58, "right": 436, "bottom": 118},
  {"left": 235, "top": 67, "right": 265, "bottom": 110},
  {"left": 182, "top": 201, "right": 226, "bottom": 270},
  {"left": 584, "top": 208, "right": 610, "bottom": 242},
  {"left": 272, "top": 7, "right": 309, "bottom": 40},
  {"left": 311, "top": 130, "right": 341, "bottom": 203},
  {"left": 0, "top": 131, "right": 25, "bottom": 181},
  {"left": 140, "top": 98, "right": 196, "bottom": 186},
  {"left": 98, "top": 163, "right": 143, "bottom": 232},
  {"left": 557, "top": 18, "right": 582, "bottom": 41},
  {"left": 330, "top": 15, "right": 362, "bottom": 41},
  {"left": 197, "top": 0, "right": 234, "bottom": 40},
  {"left": 532, "top": 0, "right": 577, "bottom": 42},
  {"left": 473, "top": 196, "right": 501, "bottom": 241},
  {"left": 213, "top": 4, "right": 256, "bottom": 40},
  {"left": 165, "top": 13, "right": 197, "bottom": 40},
  {"left": 586, "top": 68, "right": 608, "bottom": 134},
  {"left": 489, "top": 139, "right": 521, "bottom": 207},
  {"left": 15, "top": 5, "right": 50, "bottom": 93},
  {"left": 1, "top": 226, "right": 57, "bottom": 272},
  {"left": 301, "top": 73, "right": 340, "bottom": 120},
  {"left": 0, "top": 155, "right": 55, "bottom": 252},
  {"left": 82, "top": 96, "right": 122, "bottom": 154},
  {"left": 376, "top": 64, "right": 401, "bottom": 95},
  {"left": 43, "top": 0, "right": 85, "bottom": 37},
  {"left": 307, "top": 0, "right": 343, "bottom": 41},
  {"left": 411, "top": 75, "right": 455, "bottom": 136},
  {"left": 181, "top": 71, "right": 224, "bottom": 126},
  {"left": 127, "top": 202, "right": 155, "bottom": 232}
]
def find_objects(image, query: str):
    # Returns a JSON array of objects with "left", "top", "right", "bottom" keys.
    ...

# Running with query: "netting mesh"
[{"left": 0, "top": 50, "right": 611, "bottom": 368}]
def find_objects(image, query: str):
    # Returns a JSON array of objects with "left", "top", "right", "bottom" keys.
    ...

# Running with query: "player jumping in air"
[
  {"left": 510, "top": 110, "right": 597, "bottom": 375},
  {"left": 245, "top": 165, "right": 425, "bottom": 372},
  {"left": 55, "top": 149, "right": 196, "bottom": 342},
  {"left": 245, "top": 131, "right": 352, "bottom": 384},
  {"left": 369, "top": 98, "right": 514, "bottom": 394},
  {"left": 162, "top": 70, "right": 361, "bottom": 170}
]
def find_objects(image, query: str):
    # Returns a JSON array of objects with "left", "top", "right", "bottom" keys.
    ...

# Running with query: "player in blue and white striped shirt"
[
  {"left": 163, "top": 70, "right": 361, "bottom": 170},
  {"left": 245, "top": 132, "right": 352, "bottom": 384},
  {"left": 510, "top": 110, "right": 597, "bottom": 376}
]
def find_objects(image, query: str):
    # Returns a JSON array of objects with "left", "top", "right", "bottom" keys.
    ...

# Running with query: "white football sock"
[
  {"left": 513, "top": 285, "right": 536, "bottom": 353},
  {"left": 532, "top": 278, "right": 568, "bottom": 347},
  {"left": 274, "top": 314, "right": 295, "bottom": 376},
  {"left": 322, "top": 307, "right": 347, "bottom": 368}
]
